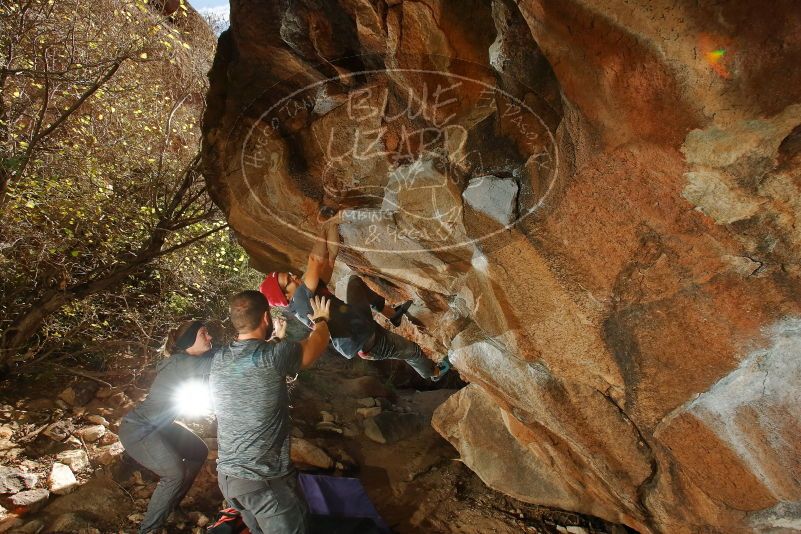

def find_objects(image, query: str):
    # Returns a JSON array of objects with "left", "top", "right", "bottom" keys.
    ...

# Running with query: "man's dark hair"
[{"left": 229, "top": 290, "right": 269, "bottom": 333}]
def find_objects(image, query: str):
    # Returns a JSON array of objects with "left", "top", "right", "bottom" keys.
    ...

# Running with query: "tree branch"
[
  {"left": 156, "top": 93, "right": 190, "bottom": 181},
  {"left": 32, "top": 58, "right": 124, "bottom": 144},
  {"left": 154, "top": 223, "right": 229, "bottom": 259}
]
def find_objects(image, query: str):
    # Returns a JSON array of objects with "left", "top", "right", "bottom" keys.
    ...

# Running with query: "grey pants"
[
  {"left": 361, "top": 325, "right": 438, "bottom": 379},
  {"left": 346, "top": 276, "right": 437, "bottom": 379},
  {"left": 218, "top": 471, "right": 310, "bottom": 534},
  {"left": 119, "top": 421, "right": 208, "bottom": 533}
]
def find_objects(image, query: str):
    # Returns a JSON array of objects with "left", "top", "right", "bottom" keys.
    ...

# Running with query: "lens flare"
[
  {"left": 174, "top": 380, "right": 212, "bottom": 417},
  {"left": 699, "top": 34, "right": 733, "bottom": 79},
  {"left": 707, "top": 48, "right": 725, "bottom": 62}
]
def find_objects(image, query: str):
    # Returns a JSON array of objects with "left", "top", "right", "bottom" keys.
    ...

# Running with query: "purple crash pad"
[{"left": 298, "top": 473, "right": 390, "bottom": 533}]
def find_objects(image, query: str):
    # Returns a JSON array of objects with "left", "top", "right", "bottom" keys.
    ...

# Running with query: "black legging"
[
  {"left": 345, "top": 276, "right": 386, "bottom": 319},
  {"left": 119, "top": 421, "right": 208, "bottom": 533}
]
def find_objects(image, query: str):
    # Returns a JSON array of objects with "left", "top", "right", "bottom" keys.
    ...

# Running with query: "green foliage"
[{"left": 0, "top": 0, "right": 257, "bottom": 371}]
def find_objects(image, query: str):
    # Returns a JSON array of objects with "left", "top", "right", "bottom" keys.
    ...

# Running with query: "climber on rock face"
[{"left": 259, "top": 218, "right": 450, "bottom": 381}]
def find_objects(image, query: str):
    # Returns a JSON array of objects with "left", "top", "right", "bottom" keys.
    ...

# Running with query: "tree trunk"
[
  {"left": 0, "top": 169, "right": 9, "bottom": 207},
  {"left": 0, "top": 68, "right": 10, "bottom": 208},
  {"left": 0, "top": 289, "right": 69, "bottom": 364}
]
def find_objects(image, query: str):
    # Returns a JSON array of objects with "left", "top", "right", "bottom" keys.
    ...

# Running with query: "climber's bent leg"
[
  {"left": 361, "top": 326, "right": 437, "bottom": 379},
  {"left": 345, "top": 276, "right": 386, "bottom": 318}
]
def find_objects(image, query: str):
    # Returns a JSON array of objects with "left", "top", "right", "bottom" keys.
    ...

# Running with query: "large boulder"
[
  {"left": 202, "top": 1, "right": 801, "bottom": 532},
  {"left": 433, "top": 384, "right": 639, "bottom": 527}
]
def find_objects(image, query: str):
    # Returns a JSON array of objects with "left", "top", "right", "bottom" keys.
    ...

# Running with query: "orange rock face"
[{"left": 202, "top": 1, "right": 801, "bottom": 532}]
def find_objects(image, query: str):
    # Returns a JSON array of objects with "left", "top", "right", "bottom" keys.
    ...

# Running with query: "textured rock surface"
[
  {"left": 55, "top": 450, "right": 89, "bottom": 473},
  {"left": 41, "top": 476, "right": 133, "bottom": 529},
  {"left": 0, "top": 467, "right": 37, "bottom": 495},
  {"left": 75, "top": 425, "right": 106, "bottom": 444},
  {"left": 363, "top": 412, "right": 425, "bottom": 444},
  {"left": 2, "top": 489, "right": 50, "bottom": 515},
  {"left": 290, "top": 437, "right": 334, "bottom": 469},
  {"left": 47, "top": 464, "right": 76, "bottom": 496},
  {"left": 202, "top": 1, "right": 801, "bottom": 532}
]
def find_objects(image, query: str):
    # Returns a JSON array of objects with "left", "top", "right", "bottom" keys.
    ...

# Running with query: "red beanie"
[{"left": 259, "top": 273, "right": 289, "bottom": 307}]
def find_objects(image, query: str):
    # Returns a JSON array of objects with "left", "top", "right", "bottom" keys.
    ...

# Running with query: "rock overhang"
[{"left": 202, "top": 1, "right": 801, "bottom": 532}]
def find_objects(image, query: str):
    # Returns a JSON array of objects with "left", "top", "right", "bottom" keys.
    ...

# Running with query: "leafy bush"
[{"left": 0, "top": 0, "right": 259, "bottom": 375}]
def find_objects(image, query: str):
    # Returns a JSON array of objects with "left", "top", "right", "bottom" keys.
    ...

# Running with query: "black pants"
[
  {"left": 119, "top": 421, "right": 208, "bottom": 533},
  {"left": 218, "top": 471, "right": 310, "bottom": 534},
  {"left": 345, "top": 276, "right": 386, "bottom": 317}
]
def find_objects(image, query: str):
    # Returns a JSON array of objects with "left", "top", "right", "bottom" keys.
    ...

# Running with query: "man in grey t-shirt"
[{"left": 210, "top": 290, "right": 330, "bottom": 534}]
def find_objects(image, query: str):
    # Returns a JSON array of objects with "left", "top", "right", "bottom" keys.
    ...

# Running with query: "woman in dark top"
[{"left": 118, "top": 320, "right": 214, "bottom": 534}]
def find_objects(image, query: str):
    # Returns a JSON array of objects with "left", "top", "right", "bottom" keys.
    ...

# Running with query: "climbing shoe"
[
  {"left": 431, "top": 356, "right": 451, "bottom": 382},
  {"left": 390, "top": 300, "right": 413, "bottom": 327},
  {"left": 317, "top": 205, "right": 339, "bottom": 223}
]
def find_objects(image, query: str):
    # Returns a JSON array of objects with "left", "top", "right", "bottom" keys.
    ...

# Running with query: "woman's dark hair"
[{"left": 164, "top": 320, "right": 205, "bottom": 356}]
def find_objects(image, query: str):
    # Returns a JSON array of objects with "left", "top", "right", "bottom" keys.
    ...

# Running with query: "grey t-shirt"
[
  {"left": 122, "top": 352, "right": 213, "bottom": 440},
  {"left": 288, "top": 282, "right": 374, "bottom": 359},
  {"left": 210, "top": 338, "right": 302, "bottom": 480}
]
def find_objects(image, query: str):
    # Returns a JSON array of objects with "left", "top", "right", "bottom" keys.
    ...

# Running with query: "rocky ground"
[{"left": 0, "top": 353, "right": 632, "bottom": 534}]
